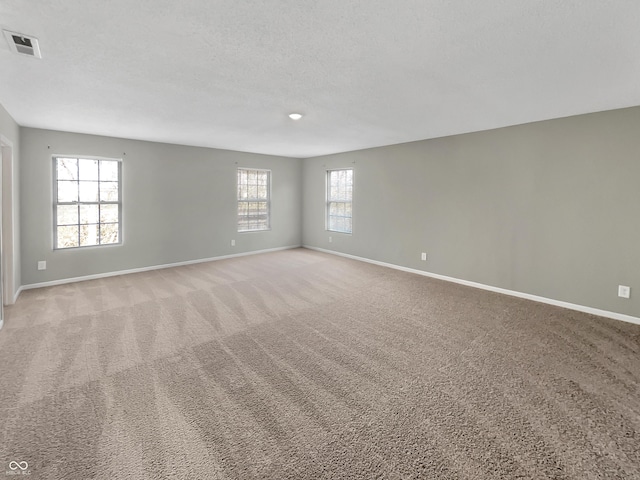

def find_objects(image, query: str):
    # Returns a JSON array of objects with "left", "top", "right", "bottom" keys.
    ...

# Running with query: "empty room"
[{"left": 1, "top": 1, "right": 639, "bottom": 479}]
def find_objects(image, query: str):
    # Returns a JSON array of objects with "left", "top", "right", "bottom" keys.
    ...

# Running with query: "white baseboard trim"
[
  {"left": 20, "top": 245, "right": 302, "bottom": 291},
  {"left": 13, "top": 286, "right": 23, "bottom": 304},
  {"left": 303, "top": 245, "right": 640, "bottom": 327}
]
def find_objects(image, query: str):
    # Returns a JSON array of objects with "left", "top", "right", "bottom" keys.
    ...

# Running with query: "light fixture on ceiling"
[
  {"left": 3, "top": 29, "right": 42, "bottom": 58},
  {"left": 288, "top": 113, "right": 303, "bottom": 120}
]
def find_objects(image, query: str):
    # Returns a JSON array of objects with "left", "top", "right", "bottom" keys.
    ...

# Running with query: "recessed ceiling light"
[{"left": 288, "top": 113, "right": 303, "bottom": 120}]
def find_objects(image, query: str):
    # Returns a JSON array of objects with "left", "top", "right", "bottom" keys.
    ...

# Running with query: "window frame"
[
  {"left": 52, "top": 155, "right": 123, "bottom": 250},
  {"left": 237, "top": 167, "right": 271, "bottom": 233},
  {"left": 326, "top": 168, "right": 353, "bottom": 234}
]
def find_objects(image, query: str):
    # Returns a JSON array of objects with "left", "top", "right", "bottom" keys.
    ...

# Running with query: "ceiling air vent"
[{"left": 3, "top": 30, "right": 42, "bottom": 58}]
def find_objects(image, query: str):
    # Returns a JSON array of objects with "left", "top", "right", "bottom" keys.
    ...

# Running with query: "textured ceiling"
[{"left": 1, "top": 1, "right": 640, "bottom": 158}]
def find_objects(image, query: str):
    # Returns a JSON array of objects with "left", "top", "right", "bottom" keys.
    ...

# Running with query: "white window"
[
  {"left": 327, "top": 168, "right": 353, "bottom": 234},
  {"left": 237, "top": 168, "right": 270, "bottom": 232},
  {"left": 54, "top": 156, "right": 121, "bottom": 249}
]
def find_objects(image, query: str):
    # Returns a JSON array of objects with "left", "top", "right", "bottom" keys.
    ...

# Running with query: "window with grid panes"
[
  {"left": 237, "top": 168, "right": 270, "bottom": 232},
  {"left": 327, "top": 168, "right": 353, "bottom": 234},
  {"left": 54, "top": 156, "right": 121, "bottom": 249}
]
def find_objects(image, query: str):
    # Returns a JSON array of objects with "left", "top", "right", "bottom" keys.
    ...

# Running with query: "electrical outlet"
[
  {"left": 231, "top": 239, "right": 235, "bottom": 247},
  {"left": 421, "top": 252, "right": 427, "bottom": 261},
  {"left": 37, "top": 260, "right": 46, "bottom": 271},
  {"left": 618, "top": 285, "right": 631, "bottom": 299},
  {"left": 329, "top": 236, "right": 332, "bottom": 243}
]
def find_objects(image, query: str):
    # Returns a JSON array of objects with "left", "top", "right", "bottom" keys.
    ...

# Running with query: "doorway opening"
[{"left": 1, "top": 135, "right": 17, "bottom": 329}]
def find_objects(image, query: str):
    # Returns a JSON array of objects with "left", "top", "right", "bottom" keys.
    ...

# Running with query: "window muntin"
[
  {"left": 237, "top": 168, "right": 270, "bottom": 232},
  {"left": 54, "top": 156, "right": 121, "bottom": 249},
  {"left": 327, "top": 168, "right": 353, "bottom": 234}
]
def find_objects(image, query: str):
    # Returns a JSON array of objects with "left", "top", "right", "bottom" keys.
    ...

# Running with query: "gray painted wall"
[
  {"left": 0, "top": 103, "right": 21, "bottom": 298},
  {"left": 303, "top": 107, "right": 640, "bottom": 317},
  {"left": 21, "top": 128, "right": 302, "bottom": 285}
]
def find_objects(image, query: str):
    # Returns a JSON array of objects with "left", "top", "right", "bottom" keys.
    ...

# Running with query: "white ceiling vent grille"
[{"left": 3, "top": 30, "right": 42, "bottom": 58}]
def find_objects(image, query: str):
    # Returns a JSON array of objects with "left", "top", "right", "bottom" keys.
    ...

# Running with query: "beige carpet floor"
[{"left": 0, "top": 248, "right": 639, "bottom": 479}]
